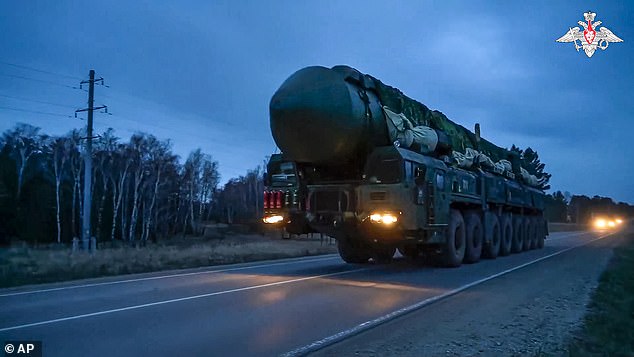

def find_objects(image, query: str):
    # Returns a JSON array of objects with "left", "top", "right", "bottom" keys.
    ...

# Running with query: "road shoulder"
[{"left": 314, "top": 233, "right": 621, "bottom": 356}]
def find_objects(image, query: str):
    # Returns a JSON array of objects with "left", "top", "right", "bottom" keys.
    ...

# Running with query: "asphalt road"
[{"left": 0, "top": 229, "right": 618, "bottom": 357}]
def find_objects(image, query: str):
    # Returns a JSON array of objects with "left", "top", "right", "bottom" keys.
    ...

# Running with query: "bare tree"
[
  {"left": 127, "top": 134, "right": 148, "bottom": 242},
  {"left": 109, "top": 143, "right": 131, "bottom": 241},
  {"left": 199, "top": 158, "right": 220, "bottom": 221},
  {"left": 2, "top": 123, "right": 44, "bottom": 201},
  {"left": 183, "top": 149, "right": 203, "bottom": 234},
  {"left": 94, "top": 129, "right": 118, "bottom": 241},
  {"left": 50, "top": 136, "right": 72, "bottom": 243},
  {"left": 67, "top": 130, "right": 84, "bottom": 238},
  {"left": 141, "top": 137, "right": 176, "bottom": 242}
]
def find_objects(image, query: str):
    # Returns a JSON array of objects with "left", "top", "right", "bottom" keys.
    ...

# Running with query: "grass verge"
[
  {"left": 0, "top": 238, "right": 337, "bottom": 288},
  {"left": 569, "top": 230, "right": 634, "bottom": 356}
]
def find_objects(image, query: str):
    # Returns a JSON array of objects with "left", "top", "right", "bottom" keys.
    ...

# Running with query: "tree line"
[
  {"left": 1, "top": 122, "right": 631, "bottom": 245},
  {"left": 544, "top": 191, "right": 634, "bottom": 223},
  {"left": 0, "top": 123, "right": 223, "bottom": 245}
]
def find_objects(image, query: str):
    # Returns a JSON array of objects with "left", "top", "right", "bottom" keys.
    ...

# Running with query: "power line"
[
  {"left": 0, "top": 60, "right": 82, "bottom": 80},
  {"left": 0, "top": 73, "right": 78, "bottom": 90},
  {"left": 0, "top": 94, "right": 77, "bottom": 109},
  {"left": 0, "top": 105, "right": 71, "bottom": 118}
]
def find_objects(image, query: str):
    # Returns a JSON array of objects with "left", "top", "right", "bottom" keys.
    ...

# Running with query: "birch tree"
[
  {"left": 94, "top": 129, "right": 118, "bottom": 241},
  {"left": 109, "top": 143, "right": 131, "bottom": 241},
  {"left": 127, "top": 134, "right": 148, "bottom": 241},
  {"left": 2, "top": 123, "right": 43, "bottom": 201},
  {"left": 141, "top": 137, "right": 176, "bottom": 242},
  {"left": 50, "top": 136, "right": 71, "bottom": 243}
]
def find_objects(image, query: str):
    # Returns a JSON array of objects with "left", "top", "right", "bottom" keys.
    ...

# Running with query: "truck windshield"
[
  {"left": 269, "top": 162, "right": 297, "bottom": 187},
  {"left": 364, "top": 158, "right": 402, "bottom": 184}
]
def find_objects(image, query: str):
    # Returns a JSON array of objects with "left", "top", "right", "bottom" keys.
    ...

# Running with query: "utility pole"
[{"left": 76, "top": 70, "right": 106, "bottom": 252}]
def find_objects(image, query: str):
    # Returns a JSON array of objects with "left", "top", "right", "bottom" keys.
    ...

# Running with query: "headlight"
[
  {"left": 608, "top": 220, "right": 616, "bottom": 228},
  {"left": 615, "top": 218, "right": 623, "bottom": 224},
  {"left": 369, "top": 212, "right": 398, "bottom": 225},
  {"left": 263, "top": 215, "right": 284, "bottom": 224},
  {"left": 594, "top": 218, "right": 606, "bottom": 229}
]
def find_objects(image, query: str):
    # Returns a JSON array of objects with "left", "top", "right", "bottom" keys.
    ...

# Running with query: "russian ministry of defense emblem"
[{"left": 556, "top": 11, "right": 623, "bottom": 57}]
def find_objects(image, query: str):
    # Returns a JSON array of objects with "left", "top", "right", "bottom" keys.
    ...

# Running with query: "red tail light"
[
  {"left": 275, "top": 191, "right": 283, "bottom": 209},
  {"left": 263, "top": 191, "right": 270, "bottom": 209}
]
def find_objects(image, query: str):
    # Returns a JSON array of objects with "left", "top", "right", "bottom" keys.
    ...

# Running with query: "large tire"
[
  {"left": 511, "top": 215, "right": 524, "bottom": 253},
  {"left": 337, "top": 239, "right": 370, "bottom": 264},
  {"left": 372, "top": 246, "right": 396, "bottom": 264},
  {"left": 482, "top": 212, "right": 501, "bottom": 259},
  {"left": 529, "top": 217, "right": 537, "bottom": 249},
  {"left": 499, "top": 213, "right": 513, "bottom": 256},
  {"left": 535, "top": 217, "right": 545, "bottom": 249},
  {"left": 464, "top": 212, "right": 483, "bottom": 264},
  {"left": 442, "top": 209, "right": 466, "bottom": 267},
  {"left": 523, "top": 217, "right": 533, "bottom": 251}
]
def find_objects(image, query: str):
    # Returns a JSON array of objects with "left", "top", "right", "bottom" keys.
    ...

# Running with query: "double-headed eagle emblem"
[{"left": 556, "top": 11, "right": 623, "bottom": 57}]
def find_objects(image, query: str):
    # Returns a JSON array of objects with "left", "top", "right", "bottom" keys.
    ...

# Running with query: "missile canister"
[{"left": 269, "top": 65, "right": 509, "bottom": 166}]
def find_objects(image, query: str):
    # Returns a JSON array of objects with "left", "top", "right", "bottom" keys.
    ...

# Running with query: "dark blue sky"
[{"left": 1, "top": 1, "right": 632, "bottom": 203}]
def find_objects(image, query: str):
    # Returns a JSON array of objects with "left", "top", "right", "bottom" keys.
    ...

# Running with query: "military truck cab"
[
  {"left": 357, "top": 146, "right": 448, "bottom": 242},
  {"left": 263, "top": 154, "right": 311, "bottom": 235}
]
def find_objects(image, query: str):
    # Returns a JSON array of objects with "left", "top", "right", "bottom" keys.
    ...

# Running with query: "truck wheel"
[
  {"left": 464, "top": 212, "right": 483, "bottom": 263},
  {"left": 337, "top": 239, "right": 370, "bottom": 264},
  {"left": 372, "top": 246, "right": 396, "bottom": 264},
  {"left": 482, "top": 212, "right": 500, "bottom": 259},
  {"left": 442, "top": 209, "right": 466, "bottom": 267},
  {"left": 529, "top": 218, "right": 538, "bottom": 249},
  {"left": 511, "top": 215, "right": 524, "bottom": 253},
  {"left": 535, "top": 217, "right": 545, "bottom": 249},
  {"left": 523, "top": 217, "right": 533, "bottom": 251},
  {"left": 499, "top": 213, "right": 513, "bottom": 256}
]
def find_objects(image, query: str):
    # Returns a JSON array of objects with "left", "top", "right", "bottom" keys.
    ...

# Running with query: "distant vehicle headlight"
[
  {"left": 608, "top": 220, "right": 616, "bottom": 228},
  {"left": 615, "top": 218, "right": 623, "bottom": 224}
]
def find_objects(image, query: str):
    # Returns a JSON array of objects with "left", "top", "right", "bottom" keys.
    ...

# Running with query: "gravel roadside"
[{"left": 314, "top": 233, "right": 621, "bottom": 357}]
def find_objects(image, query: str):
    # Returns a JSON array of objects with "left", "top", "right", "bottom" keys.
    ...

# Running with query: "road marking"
[
  {"left": 0, "top": 267, "right": 366, "bottom": 332},
  {"left": 0, "top": 254, "right": 340, "bottom": 298},
  {"left": 282, "top": 231, "right": 616, "bottom": 357},
  {"left": 546, "top": 231, "right": 590, "bottom": 241}
]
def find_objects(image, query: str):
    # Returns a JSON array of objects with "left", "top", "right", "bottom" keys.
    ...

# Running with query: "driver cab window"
[
  {"left": 365, "top": 158, "right": 402, "bottom": 184},
  {"left": 270, "top": 162, "right": 297, "bottom": 187}
]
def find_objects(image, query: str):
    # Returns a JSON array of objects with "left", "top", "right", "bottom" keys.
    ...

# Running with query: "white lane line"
[
  {"left": 0, "top": 254, "right": 340, "bottom": 298},
  {"left": 547, "top": 231, "right": 590, "bottom": 241},
  {"left": 0, "top": 267, "right": 366, "bottom": 332},
  {"left": 282, "top": 232, "right": 616, "bottom": 357}
]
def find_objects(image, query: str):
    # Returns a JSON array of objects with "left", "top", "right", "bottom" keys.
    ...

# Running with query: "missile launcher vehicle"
[{"left": 263, "top": 65, "right": 547, "bottom": 266}]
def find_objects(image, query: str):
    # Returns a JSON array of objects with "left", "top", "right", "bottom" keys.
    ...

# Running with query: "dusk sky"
[{"left": 1, "top": 1, "right": 632, "bottom": 203}]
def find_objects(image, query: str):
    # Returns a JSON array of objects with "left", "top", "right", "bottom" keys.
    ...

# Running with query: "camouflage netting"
[
  {"left": 367, "top": 75, "right": 509, "bottom": 163},
  {"left": 329, "top": 65, "right": 543, "bottom": 187},
  {"left": 368, "top": 76, "right": 544, "bottom": 186}
]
